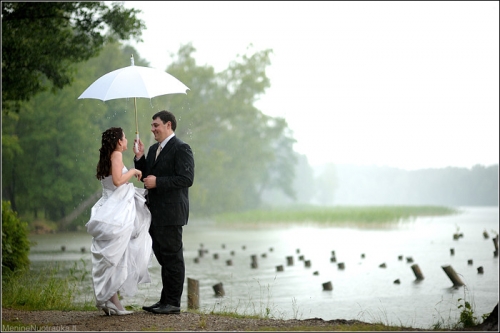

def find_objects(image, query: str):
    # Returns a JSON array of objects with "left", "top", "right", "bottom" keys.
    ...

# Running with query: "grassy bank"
[
  {"left": 214, "top": 205, "right": 459, "bottom": 225},
  {"left": 1, "top": 266, "right": 412, "bottom": 331},
  {"left": 2, "top": 261, "right": 96, "bottom": 311}
]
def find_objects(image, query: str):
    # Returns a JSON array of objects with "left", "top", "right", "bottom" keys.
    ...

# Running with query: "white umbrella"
[{"left": 78, "top": 55, "right": 189, "bottom": 150}]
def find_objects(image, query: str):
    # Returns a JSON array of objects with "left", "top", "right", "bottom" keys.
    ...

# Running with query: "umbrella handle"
[{"left": 134, "top": 133, "right": 140, "bottom": 154}]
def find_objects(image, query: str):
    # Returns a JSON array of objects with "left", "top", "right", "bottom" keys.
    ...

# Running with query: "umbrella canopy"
[
  {"left": 78, "top": 59, "right": 189, "bottom": 101},
  {"left": 78, "top": 55, "right": 189, "bottom": 150}
]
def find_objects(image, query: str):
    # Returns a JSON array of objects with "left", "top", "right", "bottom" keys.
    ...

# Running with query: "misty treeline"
[
  {"left": 262, "top": 162, "right": 498, "bottom": 207},
  {"left": 2, "top": 42, "right": 298, "bottom": 230}
]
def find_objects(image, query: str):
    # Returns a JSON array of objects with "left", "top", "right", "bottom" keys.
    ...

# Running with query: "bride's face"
[{"left": 118, "top": 132, "right": 128, "bottom": 151}]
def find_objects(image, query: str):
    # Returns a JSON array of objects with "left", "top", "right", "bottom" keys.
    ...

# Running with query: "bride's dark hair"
[{"left": 96, "top": 127, "right": 123, "bottom": 180}]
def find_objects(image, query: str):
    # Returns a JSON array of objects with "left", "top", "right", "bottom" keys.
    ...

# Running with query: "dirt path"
[{"left": 2, "top": 308, "right": 420, "bottom": 331}]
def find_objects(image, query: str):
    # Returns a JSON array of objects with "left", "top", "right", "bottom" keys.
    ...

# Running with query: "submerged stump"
[
  {"left": 322, "top": 281, "right": 333, "bottom": 291},
  {"left": 442, "top": 265, "right": 465, "bottom": 287},
  {"left": 187, "top": 278, "right": 199, "bottom": 309},
  {"left": 411, "top": 264, "right": 424, "bottom": 280},
  {"left": 213, "top": 282, "right": 225, "bottom": 297}
]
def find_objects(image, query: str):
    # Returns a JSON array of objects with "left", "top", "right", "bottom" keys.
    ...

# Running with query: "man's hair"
[{"left": 153, "top": 110, "right": 177, "bottom": 131}]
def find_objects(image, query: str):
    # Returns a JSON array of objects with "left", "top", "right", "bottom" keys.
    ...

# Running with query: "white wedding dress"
[{"left": 86, "top": 167, "right": 152, "bottom": 308}]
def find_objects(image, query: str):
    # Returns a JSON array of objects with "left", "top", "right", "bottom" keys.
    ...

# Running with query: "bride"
[{"left": 86, "top": 127, "right": 152, "bottom": 316}]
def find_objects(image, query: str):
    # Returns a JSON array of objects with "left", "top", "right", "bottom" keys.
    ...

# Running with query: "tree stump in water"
[
  {"left": 411, "top": 264, "right": 424, "bottom": 280},
  {"left": 441, "top": 265, "right": 464, "bottom": 287},
  {"left": 187, "top": 278, "right": 199, "bottom": 309},
  {"left": 493, "top": 235, "right": 499, "bottom": 257},
  {"left": 322, "top": 281, "right": 333, "bottom": 291},
  {"left": 212, "top": 282, "right": 225, "bottom": 297}
]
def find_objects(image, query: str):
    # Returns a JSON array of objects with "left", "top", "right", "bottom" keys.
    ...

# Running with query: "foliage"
[
  {"left": 457, "top": 297, "right": 478, "bottom": 328},
  {"left": 1, "top": 200, "right": 31, "bottom": 273},
  {"left": 431, "top": 287, "right": 492, "bottom": 330},
  {"left": 1, "top": 1, "right": 145, "bottom": 113}
]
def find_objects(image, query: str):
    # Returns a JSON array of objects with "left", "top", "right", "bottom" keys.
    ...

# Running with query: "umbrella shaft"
[{"left": 134, "top": 97, "right": 139, "bottom": 135}]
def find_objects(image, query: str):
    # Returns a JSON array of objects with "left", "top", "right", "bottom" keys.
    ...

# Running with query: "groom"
[{"left": 134, "top": 110, "right": 195, "bottom": 314}]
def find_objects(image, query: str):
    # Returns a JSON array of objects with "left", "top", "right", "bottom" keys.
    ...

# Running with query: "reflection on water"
[{"left": 29, "top": 207, "right": 499, "bottom": 329}]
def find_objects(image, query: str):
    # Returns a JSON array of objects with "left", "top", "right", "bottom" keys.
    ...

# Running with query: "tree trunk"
[
  {"left": 57, "top": 190, "right": 101, "bottom": 229},
  {"left": 474, "top": 303, "right": 498, "bottom": 331}
]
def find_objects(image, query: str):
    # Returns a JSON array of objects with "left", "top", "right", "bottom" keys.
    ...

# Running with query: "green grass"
[
  {"left": 2, "top": 259, "right": 95, "bottom": 311},
  {"left": 214, "top": 205, "right": 459, "bottom": 226}
]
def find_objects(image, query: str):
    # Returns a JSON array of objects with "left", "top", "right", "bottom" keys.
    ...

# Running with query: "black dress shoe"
[
  {"left": 142, "top": 301, "right": 162, "bottom": 312},
  {"left": 151, "top": 304, "right": 181, "bottom": 314}
]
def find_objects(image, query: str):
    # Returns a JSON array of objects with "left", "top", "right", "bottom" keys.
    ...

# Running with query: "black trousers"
[{"left": 149, "top": 225, "right": 184, "bottom": 307}]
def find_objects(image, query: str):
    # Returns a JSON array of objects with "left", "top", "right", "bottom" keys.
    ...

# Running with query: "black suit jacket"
[{"left": 134, "top": 135, "right": 195, "bottom": 226}]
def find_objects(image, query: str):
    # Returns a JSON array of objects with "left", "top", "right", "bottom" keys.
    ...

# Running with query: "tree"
[
  {"left": 314, "top": 163, "right": 338, "bottom": 206},
  {"left": 164, "top": 44, "right": 298, "bottom": 215},
  {"left": 261, "top": 153, "right": 316, "bottom": 206},
  {"left": 1, "top": 42, "right": 147, "bottom": 226},
  {"left": 1, "top": 1, "right": 145, "bottom": 113}
]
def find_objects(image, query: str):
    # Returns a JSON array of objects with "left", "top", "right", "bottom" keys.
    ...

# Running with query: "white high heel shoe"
[
  {"left": 97, "top": 303, "right": 111, "bottom": 316},
  {"left": 105, "top": 301, "right": 134, "bottom": 315}
]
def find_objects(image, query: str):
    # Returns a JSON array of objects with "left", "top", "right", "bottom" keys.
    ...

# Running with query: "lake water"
[{"left": 28, "top": 206, "right": 499, "bottom": 329}]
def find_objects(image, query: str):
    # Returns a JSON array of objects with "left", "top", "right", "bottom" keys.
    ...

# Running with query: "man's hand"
[
  {"left": 143, "top": 175, "right": 157, "bottom": 189},
  {"left": 134, "top": 138, "right": 145, "bottom": 159}
]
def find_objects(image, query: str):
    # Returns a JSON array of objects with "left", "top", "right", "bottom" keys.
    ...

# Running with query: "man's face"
[{"left": 151, "top": 117, "right": 169, "bottom": 142}]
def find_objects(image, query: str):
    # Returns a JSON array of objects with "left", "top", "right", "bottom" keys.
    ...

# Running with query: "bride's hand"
[{"left": 134, "top": 169, "right": 142, "bottom": 181}]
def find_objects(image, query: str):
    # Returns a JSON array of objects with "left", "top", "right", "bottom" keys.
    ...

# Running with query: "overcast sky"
[{"left": 120, "top": 1, "right": 499, "bottom": 170}]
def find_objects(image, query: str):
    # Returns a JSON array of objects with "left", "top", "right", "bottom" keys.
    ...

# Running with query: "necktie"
[{"left": 155, "top": 144, "right": 162, "bottom": 160}]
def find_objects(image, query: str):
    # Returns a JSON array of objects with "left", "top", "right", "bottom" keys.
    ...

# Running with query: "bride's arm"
[{"left": 111, "top": 151, "right": 142, "bottom": 186}]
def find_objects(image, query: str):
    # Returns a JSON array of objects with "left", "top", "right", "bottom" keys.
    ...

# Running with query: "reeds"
[{"left": 215, "top": 205, "right": 458, "bottom": 225}]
